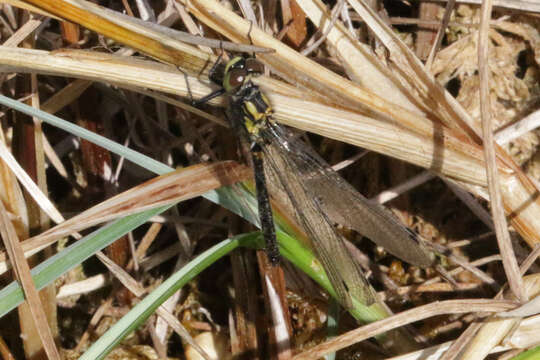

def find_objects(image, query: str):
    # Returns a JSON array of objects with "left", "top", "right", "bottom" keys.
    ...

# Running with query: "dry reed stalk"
[
  {"left": 1, "top": 0, "right": 62, "bottom": 19},
  {"left": 19, "top": 0, "right": 213, "bottom": 72},
  {"left": 0, "top": 47, "right": 490, "bottom": 182},
  {"left": 457, "top": 274, "right": 540, "bottom": 359},
  {"left": 478, "top": 0, "right": 525, "bottom": 301},
  {"left": 0, "top": 201, "right": 60, "bottom": 359}
]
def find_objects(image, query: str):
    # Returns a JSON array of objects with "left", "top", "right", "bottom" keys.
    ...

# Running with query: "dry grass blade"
[
  {"left": 421, "top": 0, "right": 540, "bottom": 13},
  {"left": 495, "top": 110, "right": 540, "bottom": 145},
  {"left": 519, "top": 245, "right": 540, "bottom": 276},
  {"left": 425, "top": 0, "right": 456, "bottom": 68},
  {"left": 1, "top": 0, "right": 62, "bottom": 19},
  {"left": 91, "top": 2, "right": 271, "bottom": 54},
  {"left": 387, "top": 313, "right": 540, "bottom": 360},
  {"left": 295, "top": 0, "right": 423, "bottom": 112},
  {"left": 478, "top": 0, "right": 525, "bottom": 301},
  {"left": 264, "top": 274, "right": 292, "bottom": 359},
  {"left": 439, "top": 322, "right": 484, "bottom": 360},
  {"left": 0, "top": 47, "right": 490, "bottom": 183},
  {"left": 346, "top": 0, "right": 478, "bottom": 137},
  {"left": 500, "top": 295, "right": 540, "bottom": 318},
  {"left": 439, "top": 256, "right": 540, "bottom": 359},
  {"left": 0, "top": 139, "right": 63, "bottom": 224},
  {"left": 0, "top": 47, "right": 212, "bottom": 98},
  {"left": 300, "top": 0, "right": 345, "bottom": 57},
  {"left": 0, "top": 201, "right": 60, "bottom": 360},
  {"left": 56, "top": 274, "right": 106, "bottom": 299},
  {"left": 2, "top": 17, "right": 42, "bottom": 47},
  {"left": 373, "top": 171, "right": 436, "bottom": 204},
  {"left": 292, "top": 299, "right": 516, "bottom": 359},
  {"left": 19, "top": 0, "right": 213, "bottom": 74},
  {"left": 457, "top": 275, "right": 540, "bottom": 359},
  {"left": 40, "top": 79, "right": 93, "bottom": 114},
  {"left": 333, "top": 0, "right": 540, "bottom": 262}
]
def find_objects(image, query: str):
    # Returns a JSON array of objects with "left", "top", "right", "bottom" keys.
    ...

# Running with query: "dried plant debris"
[
  {"left": 1, "top": 1, "right": 540, "bottom": 359},
  {"left": 433, "top": 5, "right": 540, "bottom": 167}
]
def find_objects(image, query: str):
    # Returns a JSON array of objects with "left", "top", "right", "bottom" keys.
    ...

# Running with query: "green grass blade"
[
  {"left": 0, "top": 94, "right": 171, "bottom": 176},
  {"left": 0, "top": 206, "right": 172, "bottom": 318},
  {"left": 276, "top": 230, "right": 387, "bottom": 323},
  {"left": 80, "top": 233, "right": 260, "bottom": 360},
  {"left": 511, "top": 346, "right": 540, "bottom": 360}
]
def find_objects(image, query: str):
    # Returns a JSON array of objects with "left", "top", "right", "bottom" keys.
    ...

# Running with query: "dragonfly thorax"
[
  {"left": 235, "top": 82, "right": 273, "bottom": 140},
  {"left": 220, "top": 57, "right": 274, "bottom": 140}
]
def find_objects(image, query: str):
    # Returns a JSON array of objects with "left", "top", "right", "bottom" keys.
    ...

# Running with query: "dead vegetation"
[{"left": 0, "top": 0, "right": 539, "bottom": 359}]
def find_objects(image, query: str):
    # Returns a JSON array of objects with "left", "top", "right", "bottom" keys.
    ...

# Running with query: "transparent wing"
[
  {"left": 265, "top": 125, "right": 435, "bottom": 268},
  {"left": 260, "top": 128, "right": 377, "bottom": 308}
]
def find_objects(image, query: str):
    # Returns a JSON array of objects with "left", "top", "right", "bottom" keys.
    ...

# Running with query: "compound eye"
[
  {"left": 228, "top": 68, "right": 247, "bottom": 88},
  {"left": 245, "top": 58, "right": 264, "bottom": 75}
]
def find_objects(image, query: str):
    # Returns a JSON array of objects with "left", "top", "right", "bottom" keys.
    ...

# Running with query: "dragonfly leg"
[
  {"left": 191, "top": 88, "right": 226, "bottom": 106},
  {"left": 179, "top": 68, "right": 195, "bottom": 104}
]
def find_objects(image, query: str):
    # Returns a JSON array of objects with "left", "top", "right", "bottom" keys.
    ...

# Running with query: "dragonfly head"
[{"left": 223, "top": 56, "right": 264, "bottom": 93}]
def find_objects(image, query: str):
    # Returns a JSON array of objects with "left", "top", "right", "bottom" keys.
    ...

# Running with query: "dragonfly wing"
[
  {"left": 261, "top": 130, "right": 377, "bottom": 308},
  {"left": 268, "top": 125, "right": 435, "bottom": 269}
]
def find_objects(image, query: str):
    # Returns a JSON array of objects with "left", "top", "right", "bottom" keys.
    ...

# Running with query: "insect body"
[
  {"left": 208, "top": 55, "right": 434, "bottom": 309},
  {"left": 220, "top": 56, "right": 280, "bottom": 265}
]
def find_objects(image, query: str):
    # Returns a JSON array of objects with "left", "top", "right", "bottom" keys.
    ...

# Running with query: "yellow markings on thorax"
[{"left": 242, "top": 92, "right": 273, "bottom": 138}]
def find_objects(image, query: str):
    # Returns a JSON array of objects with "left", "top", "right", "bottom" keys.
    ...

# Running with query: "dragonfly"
[{"left": 196, "top": 55, "right": 435, "bottom": 309}]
